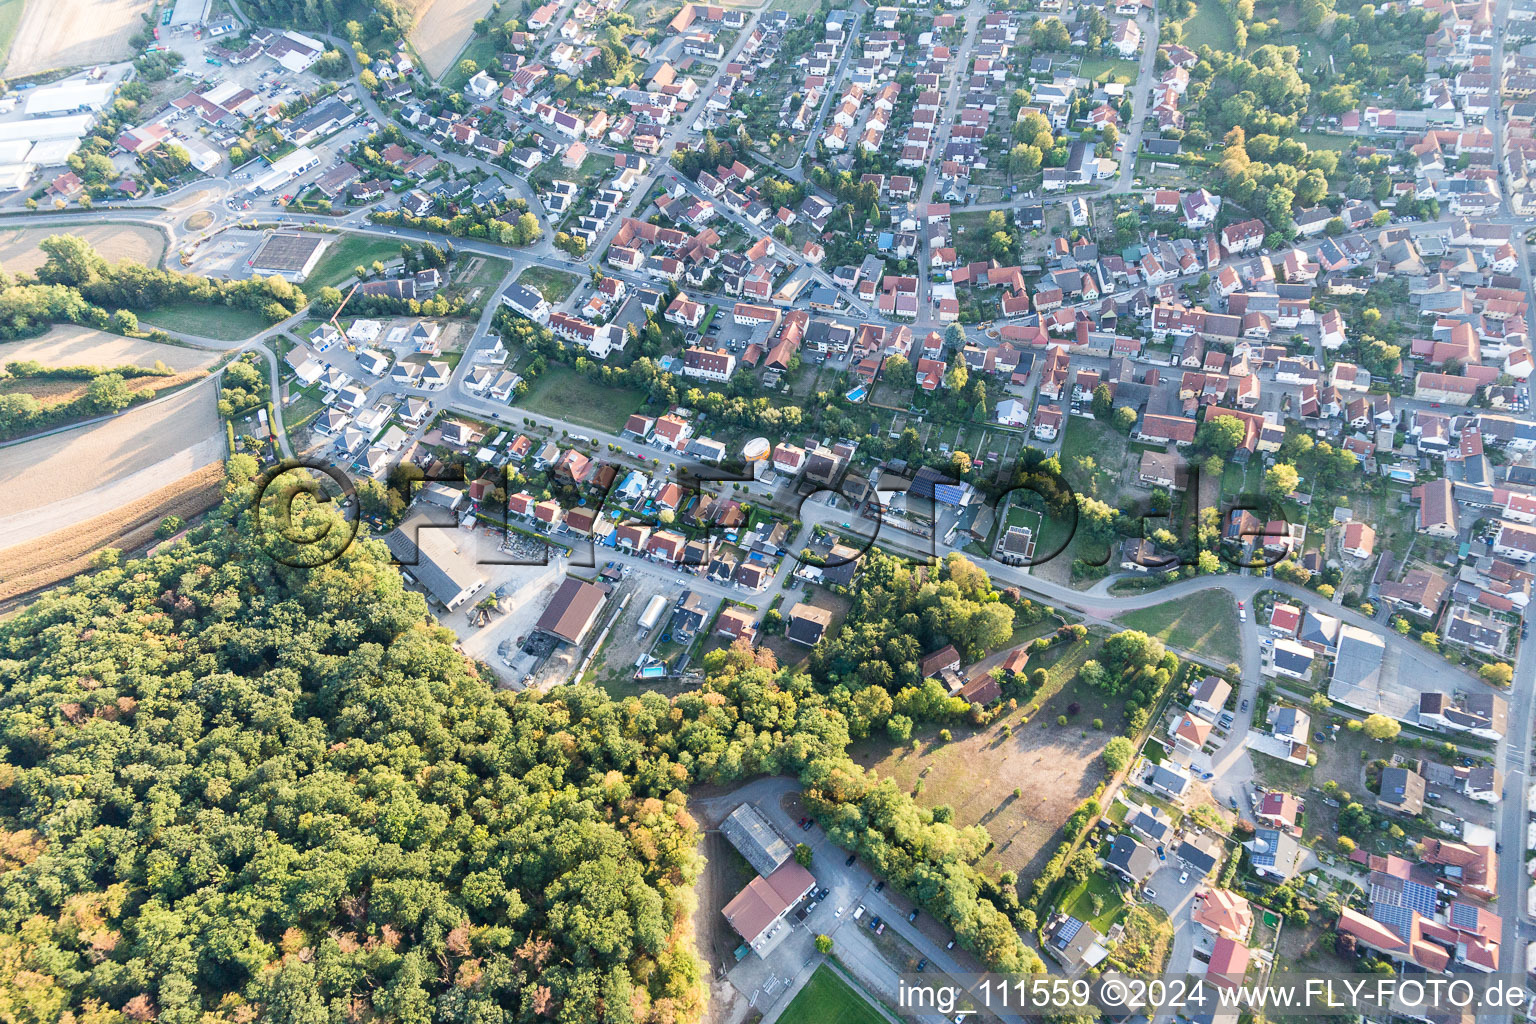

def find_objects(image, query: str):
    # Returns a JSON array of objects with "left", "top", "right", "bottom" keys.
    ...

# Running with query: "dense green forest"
[{"left": 0, "top": 461, "right": 1040, "bottom": 1024}]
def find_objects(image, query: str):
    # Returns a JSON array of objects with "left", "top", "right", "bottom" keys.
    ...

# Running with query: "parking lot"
[
  {"left": 704, "top": 317, "right": 772, "bottom": 355},
  {"left": 185, "top": 230, "right": 262, "bottom": 278}
]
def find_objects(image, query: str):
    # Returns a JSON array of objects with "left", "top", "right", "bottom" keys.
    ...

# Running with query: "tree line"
[{"left": 0, "top": 235, "right": 307, "bottom": 343}]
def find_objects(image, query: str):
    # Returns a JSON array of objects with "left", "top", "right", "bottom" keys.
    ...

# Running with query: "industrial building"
[
  {"left": 248, "top": 146, "right": 320, "bottom": 193},
  {"left": 168, "top": 0, "right": 212, "bottom": 28},
  {"left": 533, "top": 577, "right": 610, "bottom": 646},
  {"left": 719, "top": 803, "right": 815, "bottom": 957},
  {"left": 384, "top": 512, "right": 489, "bottom": 611},
  {"left": 248, "top": 232, "right": 329, "bottom": 282},
  {"left": 23, "top": 81, "right": 116, "bottom": 118},
  {"left": 721, "top": 804, "right": 793, "bottom": 876}
]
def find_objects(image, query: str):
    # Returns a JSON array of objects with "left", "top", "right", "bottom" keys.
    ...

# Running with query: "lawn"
[
  {"left": 144, "top": 303, "right": 273, "bottom": 342},
  {"left": 284, "top": 385, "right": 327, "bottom": 437},
  {"left": 531, "top": 152, "right": 615, "bottom": 192},
  {"left": 306, "top": 233, "right": 408, "bottom": 290},
  {"left": 1102, "top": 904, "right": 1174, "bottom": 974},
  {"left": 1079, "top": 56, "right": 1141, "bottom": 84},
  {"left": 952, "top": 209, "right": 1015, "bottom": 262},
  {"left": 517, "top": 265, "right": 580, "bottom": 304},
  {"left": 1006, "top": 502, "right": 1042, "bottom": 534},
  {"left": 516, "top": 363, "right": 645, "bottom": 432},
  {"left": 1028, "top": 416, "right": 1134, "bottom": 582},
  {"left": 778, "top": 966, "right": 889, "bottom": 1024},
  {"left": 1181, "top": 1, "right": 1237, "bottom": 50},
  {"left": 1115, "top": 589, "right": 1240, "bottom": 664},
  {"left": 446, "top": 255, "right": 514, "bottom": 303},
  {"left": 1296, "top": 131, "right": 1356, "bottom": 153},
  {"left": 1061, "top": 418, "right": 1131, "bottom": 502},
  {"left": 441, "top": 33, "right": 498, "bottom": 91},
  {"left": 1061, "top": 869, "right": 1127, "bottom": 933},
  {"left": 1220, "top": 457, "right": 1263, "bottom": 500}
]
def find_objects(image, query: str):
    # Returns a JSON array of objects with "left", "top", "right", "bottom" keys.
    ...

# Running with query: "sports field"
[{"left": 777, "top": 966, "right": 888, "bottom": 1024}]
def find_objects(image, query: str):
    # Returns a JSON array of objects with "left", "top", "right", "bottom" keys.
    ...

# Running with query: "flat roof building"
[
  {"left": 384, "top": 512, "right": 489, "bottom": 611},
  {"left": 24, "top": 81, "right": 115, "bottom": 117},
  {"left": 249, "top": 232, "right": 329, "bottom": 282}
]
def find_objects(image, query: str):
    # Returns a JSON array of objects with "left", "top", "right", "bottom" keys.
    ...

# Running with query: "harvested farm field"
[
  {"left": 5, "top": 0, "right": 152, "bottom": 76},
  {"left": 0, "top": 384, "right": 223, "bottom": 550},
  {"left": 0, "top": 326, "right": 214, "bottom": 372},
  {"left": 0, "top": 462, "right": 225, "bottom": 604},
  {"left": 408, "top": 0, "right": 498, "bottom": 77},
  {"left": 0, "top": 224, "right": 164, "bottom": 273}
]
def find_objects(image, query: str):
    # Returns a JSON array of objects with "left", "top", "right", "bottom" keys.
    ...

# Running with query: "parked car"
[
  {"left": 1240, "top": 699, "right": 1249, "bottom": 711},
  {"left": 845, "top": 853, "right": 856, "bottom": 866},
  {"left": 907, "top": 909, "right": 919, "bottom": 923},
  {"left": 1179, "top": 871, "right": 1189, "bottom": 885},
  {"left": 1156, "top": 845, "right": 1166, "bottom": 861},
  {"left": 915, "top": 959, "right": 927, "bottom": 972},
  {"left": 1143, "top": 887, "right": 1157, "bottom": 899},
  {"left": 875, "top": 880, "right": 885, "bottom": 892}
]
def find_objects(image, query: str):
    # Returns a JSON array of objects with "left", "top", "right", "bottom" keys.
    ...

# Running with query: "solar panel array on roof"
[
  {"left": 1249, "top": 829, "right": 1279, "bottom": 867},
  {"left": 1451, "top": 902, "right": 1480, "bottom": 930},
  {"left": 1370, "top": 903, "right": 1416, "bottom": 939},
  {"left": 1369, "top": 878, "right": 1436, "bottom": 916},
  {"left": 1054, "top": 916, "right": 1083, "bottom": 949},
  {"left": 1402, "top": 880, "right": 1437, "bottom": 915}
]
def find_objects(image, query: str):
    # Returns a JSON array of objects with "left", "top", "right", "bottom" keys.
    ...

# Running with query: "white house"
[
  {"left": 996, "top": 398, "right": 1029, "bottom": 427},
  {"left": 503, "top": 282, "right": 552, "bottom": 323}
]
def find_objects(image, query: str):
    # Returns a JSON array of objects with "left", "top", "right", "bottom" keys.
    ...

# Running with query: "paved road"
[
  {"left": 916, "top": 0, "right": 986, "bottom": 326},
  {"left": 1485, "top": 0, "right": 1533, "bottom": 980},
  {"left": 1113, "top": 4, "right": 1160, "bottom": 193},
  {"left": 797, "top": 6, "right": 863, "bottom": 168}
]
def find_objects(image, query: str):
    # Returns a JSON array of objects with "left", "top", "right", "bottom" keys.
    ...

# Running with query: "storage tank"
[{"left": 638, "top": 594, "right": 669, "bottom": 632}]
